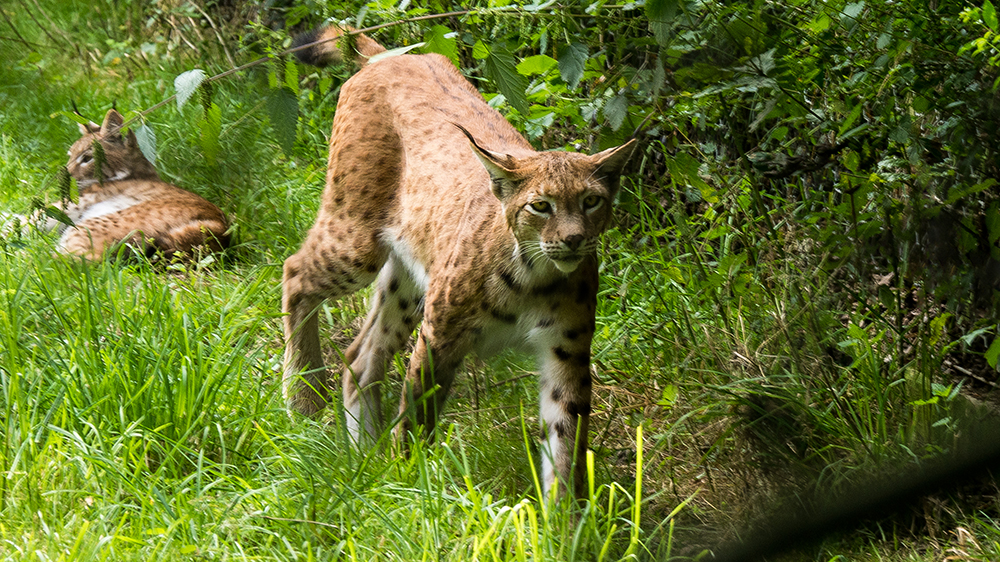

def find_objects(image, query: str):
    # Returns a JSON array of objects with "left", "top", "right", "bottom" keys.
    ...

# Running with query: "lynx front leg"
[
  {"left": 538, "top": 339, "right": 593, "bottom": 499},
  {"left": 395, "top": 324, "right": 470, "bottom": 442}
]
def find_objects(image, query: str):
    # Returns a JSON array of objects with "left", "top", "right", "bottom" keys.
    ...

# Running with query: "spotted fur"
[{"left": 282, "top": 25, "right": 635, "bottom": 498}]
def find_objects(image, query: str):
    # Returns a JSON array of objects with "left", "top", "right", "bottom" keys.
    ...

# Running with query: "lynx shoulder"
[
  {"left": 51, "top": 109, "right": 228, "bottom": 260},
  {"left": 282, "top": 25, "right": 635, "bottom": 497}
]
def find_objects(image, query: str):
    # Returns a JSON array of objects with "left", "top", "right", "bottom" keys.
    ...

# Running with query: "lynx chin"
[
  {"left": 6, "top": 109, "right": 229, "bottom": 261},
  {"left": 283, "top": 25, "right": 636, "bottom": 498}
]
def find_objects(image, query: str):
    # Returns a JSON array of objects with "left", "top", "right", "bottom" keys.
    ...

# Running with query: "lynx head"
[
  {"left": 461, "top": 128, "right": 635, "bottom": 273},
  {"left": 67, "top": 109, "right": 159, "bottom": 186}
]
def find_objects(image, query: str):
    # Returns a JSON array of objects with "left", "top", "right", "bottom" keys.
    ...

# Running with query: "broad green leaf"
[
  {"left": 986, "top": 336, "right": 1000, "bottom": 369},
  {"left": 266, "top": 87, "right": 298, "bottom": 156},
  {"left": 174, "top": 69, "right": 206, "bottom": 110},
  {"left": 423, "top": 25, "right": 458, "bottom": 65},
  {"left": 134, "top": 123, "right": 157, "bottom": 165},
  {"left": 604, "top": 94, "right": 629, "bottom": 131},
  {"left": 199, "top": 103, "right": 222, "bottom": 166},
  {"left": 516, "top": 54, "right": 557, "bottom": 76},
  {"left": 985, "top": 0, "right": 999, "bottom": 32},
  {"left": 284, "top": 59, "right": 299, "bottom": 95},
  {"left": 472, "top": 40, "right": 489, "bottom": 60},
  {"left": 558, "top": 42, "right": 588, "bottom": 90},
  {"left": 482, "top": 45, "right": 529, "bottom": 115},
  {"left": 646, "top": 0, "right": 680, "bottom": 46},
  {"left": 842, "top": 1, "right": 865, "bottom": 21}
]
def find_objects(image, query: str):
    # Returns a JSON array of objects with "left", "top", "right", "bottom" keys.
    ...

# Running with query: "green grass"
[{"left": 2, "top": 1, "right": 999, "bottom": 561}]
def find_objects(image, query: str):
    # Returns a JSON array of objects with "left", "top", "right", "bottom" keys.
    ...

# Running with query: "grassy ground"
[{"left": 2, "top": 1, "right": 1000, "bottom": 561}]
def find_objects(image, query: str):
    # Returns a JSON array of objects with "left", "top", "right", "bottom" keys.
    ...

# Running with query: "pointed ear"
[
  {"left": 593, "top": 139, "right": 637, "bottom": 175},
  {"left": 99, "top": 109, "right": 126, "bottom": 139},
  {"left": 592, "top": 138, "right": 637, "bottom": 195},
  {"left": 454, "top": 124, "right": 523, "bottom": 201},
  {"left": 79, "top": 121, "right": 101, "bottom": 135}
]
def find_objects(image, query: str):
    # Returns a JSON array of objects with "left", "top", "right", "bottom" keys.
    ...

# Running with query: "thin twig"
[
  {"left": 15, "top": 0, "right": 66, "bottom": 48},
  {"left": 0, "top": 7, "right": 32, "bottom": 49},
  {"left": 27, "top": 0, "right": 74, "bottom": 47}
]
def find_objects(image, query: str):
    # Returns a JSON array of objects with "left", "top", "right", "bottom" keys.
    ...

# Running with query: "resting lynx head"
[
  {"left": 66, "top": 110, "right": 159, "bottom": 185},
  {"left": 461, "top": 127, "right": 631, "bottom": 273}
]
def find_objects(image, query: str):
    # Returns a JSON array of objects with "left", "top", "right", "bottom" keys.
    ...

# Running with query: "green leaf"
[
  {"left": 43, "top": 206, "right": 74, "bottom": 227},
  {"left": 945, "top": 178, "right": 997, "bottom": 205},
  {"left": 266, "top": 87, "right": 298, "bottom": 156},
  {"left": 604, "top": 94, "right": 629, "bottom": 131},
  {"left": 284, "top": 59, "right": 299, "bottom": 95},
  {"left": 986, "top": 202, "right": 1000, "bottom": 245},
  {"left": 986, "top": 336, "right": 1000, "bottom": 369},
  {"left": 658, "top": 384, "right": 679, "bottom": 406},
  {"left": 423, "top": 25, "right": 458, "bottom": 65},
  {"left": 558, "top": 42, "right": 588, "bottom": 90},
  {"left": 174, "top": 69, "right": 206, "bottom": 110},
  {"left": 646, "top": 0, "right": 680, "bottom": 46},
  {"left": 368, "top": 42, "right": 425, "bottom": 65},
  {"left": 134, "top": 123, "right": 157, "bottom": 166},
  {"left": 842, "top": 1, "right": 865, "bottom": 21},
  {"left": 472, "top": 40, "right": 489, "bottom": 60},
  {"left": 985, "top": 0, "right": 998, "bottom": 32},
  {"left": 516, "top": 54, "right": 558, "bottom": 76},
  {"left": 482, "top": 45, "right": 529, "bottom": 115},
  {"left": 199, "top": 103, "right": 222, "bottom": 166}
]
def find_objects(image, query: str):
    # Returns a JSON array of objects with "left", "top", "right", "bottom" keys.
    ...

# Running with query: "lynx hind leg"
[
  {"left": 282, "top": 235, "right": 384, "bottom": 418},
  {"left": 341, "top": 256, "right": 424, "bottom": 445}
]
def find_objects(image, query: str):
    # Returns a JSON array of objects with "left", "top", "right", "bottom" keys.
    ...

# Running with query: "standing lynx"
[
  {"left": 29, "top": 109, "right": 229, "bottom": 260},
  {"left": 284, "top": 25, "right": 635, "bottom": 497}
]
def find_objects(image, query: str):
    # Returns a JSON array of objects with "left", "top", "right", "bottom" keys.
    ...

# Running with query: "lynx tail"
[{"left": 292, "top": 24, "right": 387, "bottom": 68}]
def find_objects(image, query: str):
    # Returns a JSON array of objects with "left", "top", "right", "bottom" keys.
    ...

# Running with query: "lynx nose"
[{"left": 563, "top": 234, "right": 584, "bottom": 251}]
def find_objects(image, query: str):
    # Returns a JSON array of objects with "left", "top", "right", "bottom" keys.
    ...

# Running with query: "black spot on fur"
[
  {"left": 553, "top": 347, "right": 572, "bottom": 361},
  {"left": 565, "top": 329, "right": 579, "bottom": 340},
  {"left": 536, "top": 318, "right": 555, "bottom": 328},
  {"left": 573, "top": 353, "right": 590, "bottom": 367},
  {"left": 551, "top": 388, "right": 563, "bottom": 402},
  {"left": 576, "top": 281, "right": 592, "bottom": 304},
  {"left": 553, "top": 421, "right": 573, "bottom": 439},
  {"left": 580, "top": 374, "right": 593, "bottom": 388},
  {"left": 488, "top": 306, "right": 517, "bottom": 324},
  {"left": 533, "top": 278, "right": 565, "bottom": 296},
  {"left": 498, "top": 270, "right": 521, "bottom": 292},
  {"left": 398, "top": 299, "right": 410, "bottom": 311},
  {"left": 388, "top": 278, "right": 400, "bottom": 293},
  {"left": 567, "top": 401, "right": 591, "bottom": 417}
]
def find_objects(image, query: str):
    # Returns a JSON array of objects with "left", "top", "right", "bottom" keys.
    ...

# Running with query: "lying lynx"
[
  {"left": 25, "top": 109, "right": 228, "bottom": 260},
  {"left": 284, "top": 25, "right": 635, "bottom": 497}
]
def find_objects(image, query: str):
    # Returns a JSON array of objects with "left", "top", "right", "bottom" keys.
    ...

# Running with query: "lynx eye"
[
  {"left": 78, "top": 152, "right": 93, "bottom": 165},
  {"left": 529, "top": 200, "right": 552, "bottom": 214},
  {"left": 582, "top": 194, "right": 602, "bottom": 209}
]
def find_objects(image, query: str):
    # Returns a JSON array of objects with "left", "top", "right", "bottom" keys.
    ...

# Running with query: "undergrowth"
[{"left": 2, "top": 0, "right": 1000, "bottom": 561}]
